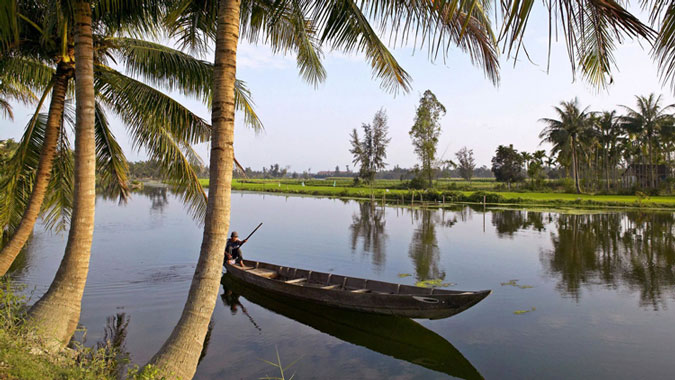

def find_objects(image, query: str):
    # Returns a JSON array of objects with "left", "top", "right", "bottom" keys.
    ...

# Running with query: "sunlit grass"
[{"left": 197, "top": 178, "right": 675, "bottom": 209}]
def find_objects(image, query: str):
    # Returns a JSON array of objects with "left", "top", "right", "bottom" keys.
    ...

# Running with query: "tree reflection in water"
[
  {"left": 491, "top": 210, "right": 547, "bottom": 238},
  {"left": 349, "top": 202, "right": 387, "bottom": 269},
  {"left": 407, "top": 208, "right": 456, "bottom": 281},
  {"left": 136, "top": 185, "right": 169, "bottom": 213},
  {"left": 542, "top": 212, "right": 675, "bottom": 309}
]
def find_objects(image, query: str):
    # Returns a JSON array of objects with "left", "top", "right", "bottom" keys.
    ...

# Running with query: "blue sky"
[{"left": 2, "top": 6, "right": 672, "bottom": 173}]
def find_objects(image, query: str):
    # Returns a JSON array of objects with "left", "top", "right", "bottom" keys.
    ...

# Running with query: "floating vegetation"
[
  {"left": 415, "top": 279, "right": 456, "bottom": 288},
  {"left": 501, "top": 279, "right": 533, "bottom": 289},
  {"left": 397, "top": 273, "right": 412, "bottom": 278},
  {"left": 513, "top": 307, "right": 536, "bottom": 315}
]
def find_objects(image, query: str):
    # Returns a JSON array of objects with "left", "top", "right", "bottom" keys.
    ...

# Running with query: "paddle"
[{"left": 242, "top": 222, "right": 263, "bottom": 243}]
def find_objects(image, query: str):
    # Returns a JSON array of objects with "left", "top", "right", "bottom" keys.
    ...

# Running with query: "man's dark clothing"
[{"left": 225, "top": 238, "right": 244, "bottom": 265}]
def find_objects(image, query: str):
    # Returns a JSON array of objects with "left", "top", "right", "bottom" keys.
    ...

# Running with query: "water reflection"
[
  {"left": 408, "top": 209, "right": 456, "bottom": 281},
  {"left": 92, "top": 313, "right": 131, "bottom": 378},
  {"left": 135, "top": 185, "right": 169, "bottom": 213},
  {"left": 491, "top": 210, "right": 547, "bottom": 238},
  {"left": 542, "top": 212, "right": 675, "bottom": 309},
  {"left": 220, "top": 274, "right": 483, "bottom": 380},
  {"left": 349, "top": 202, "right": 387, "bottom": 268}
]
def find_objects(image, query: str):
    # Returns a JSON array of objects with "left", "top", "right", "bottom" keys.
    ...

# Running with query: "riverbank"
[
  {"left": 0, "top": 281, "right": 156, "bottom": 380},
  {"left": 198, "top": 179, "right": 675, "bottom": 209}
]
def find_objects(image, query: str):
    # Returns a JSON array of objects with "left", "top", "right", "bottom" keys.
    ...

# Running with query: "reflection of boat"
[
  {"left": 225, "top": 260, "right": 490, "bottom": 319},
  {"left": 221, "top": 274, "right": 483, "bottom": 380}
]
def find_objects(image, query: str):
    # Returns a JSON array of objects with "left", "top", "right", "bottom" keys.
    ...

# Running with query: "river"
[{"left": 11, "top": 187, "right": 675, "bottom": 379}]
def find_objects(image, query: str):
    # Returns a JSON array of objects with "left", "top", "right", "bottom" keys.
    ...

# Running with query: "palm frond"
[
  {"left": 105, "top": 36, "right": 213, "bottom": 101},
  {"left": 95, "top": 66, "right": 211, "bottom": 145},
  {"left": 139, "top": 125, "right": 207, "bottom": 221},
  {"left": 0, "top": 56, "right": 55, "bottom": 93},
  {"left": 95, "top": 66, "right": 207, "bottom": 220},
  {"left": 242, "top": 0, "right": 327, "bottom": 87},
  {"left": 313, "top": 0, "right": 411, "bottom": 93},
  {"left": 93, "top": 101, "right": 130, "bottom": 201},
  {"left": 648, "top": 2, "right": 675, "bottom": 92},
  {"left": 498, "top": 0, "right": 654, "bottom": 88},
  {"left": 0, "top": 112, "right": 47, "bottom": 242},
  {"left": 41, "top": 109, "right": 73, "bottom": 233},
  {"left": 164, "top": 0, "right": 218, "bottom": 55},
  {"left": 234, "top": 79, "right": 264, "bottom": 132},
  {"left": 0, "top": 0, "right": 19, "bottom": 51}
]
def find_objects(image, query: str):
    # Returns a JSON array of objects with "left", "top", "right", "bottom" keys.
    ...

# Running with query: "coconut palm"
[
  {"left": 0, "top": 1, "right": 262, "bottom": 276},
  {"left": 540, "top": 98, "right": 592, "bottom": 193},
  {"left": 594, "top": 111, "right": 624, "bottom": 192},
  {"left": 621, "top": 94, "right": 675, "bottom": 189},
  {"left": 0, "top": 0, "right": 263, "bottom": 346},
  {"left": 24, "top": 0, "right": 98, "bottom": 348},
  {"left": 148, "top": 1, "right": 503, "bottom": 378}
]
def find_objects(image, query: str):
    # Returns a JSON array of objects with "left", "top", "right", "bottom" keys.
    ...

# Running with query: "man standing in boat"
[{"left": 225, "top": 231, "right": 247, "bottom": 267}]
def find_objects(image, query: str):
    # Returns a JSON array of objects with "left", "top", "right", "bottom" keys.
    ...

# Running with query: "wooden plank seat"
[
  {"left": 321, "top": 284, "right": 341, "bottom": 290},
  {"left": 285, "top": 278, "right": 307, "bottom": 284},
  {"left": 247, "top": 268, "right": 278, "bottom": 279},
  {"left": 350, "top": 288, "right": 371, "bottom": 293}
]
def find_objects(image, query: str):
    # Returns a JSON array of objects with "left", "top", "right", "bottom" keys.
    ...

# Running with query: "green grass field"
[{"left": 197, "top": 178, "right": 675, "bottom": 209}]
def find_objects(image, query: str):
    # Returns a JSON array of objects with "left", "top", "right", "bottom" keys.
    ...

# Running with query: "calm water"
[{"left": 11, "top": 188, "right": 675, "bottom": 379}]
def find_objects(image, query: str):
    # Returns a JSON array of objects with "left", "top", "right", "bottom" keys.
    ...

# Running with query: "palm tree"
[
  {"left": 148, "top": 1, "right": 501, "bottom": 378},
  {"left": 594, "top": 111, "right": 623, "bottom": 192},
  {"left": 540, "top": 98, "right": 592, "bottom": 194},
  {"left": 621, "top": 94, "right": 675, "bottom": 189},
  {"left": 0, "top": 1, "right": 261, "bottom": 275},
  {"left": 25, "top": 0, "right": 97, "bottom": 347},
  {"left": 0, "top": 0, "right": 261, "bottom": 346}
]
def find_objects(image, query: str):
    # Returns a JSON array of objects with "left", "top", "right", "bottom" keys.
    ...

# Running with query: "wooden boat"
[
  {"left": 225, "top": 259, "right": 491, "bottom": 319},
  {"left": 221, "top": 273, "right": 484, "bottom": 379}
]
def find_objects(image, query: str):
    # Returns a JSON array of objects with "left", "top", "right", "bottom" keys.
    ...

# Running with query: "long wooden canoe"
[
  {"left": 225, "top": 259, "right": 490, "bottom": 319},
  {"left": 221, "top": 273, "right": 484, "bottom": 379}
]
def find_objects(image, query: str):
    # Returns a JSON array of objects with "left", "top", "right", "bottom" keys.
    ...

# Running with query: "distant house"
[{"left": 621, "top": 164, "right": 673, "bottom": 188}]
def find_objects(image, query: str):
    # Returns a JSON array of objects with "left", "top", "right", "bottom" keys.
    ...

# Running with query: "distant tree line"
[{"left": 486, "top": 95, "right": 675, "bottom": 194}]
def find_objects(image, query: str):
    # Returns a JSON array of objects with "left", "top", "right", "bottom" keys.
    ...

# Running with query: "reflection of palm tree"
[
  {"left": 492, "top": 210, "right": 547, "bottom": 238},
  {"left": 137, "top": 186, "right": 170, "bottom": 213},
  {"left": 408, "top": 210, "right": 445, "bottom": 281},
  {"left": 492, "top": 210, "right": 526, "bottom": 238},
  {"left": 542, "top": 213, "right": 675, "bottom": 308},
  {"left": 349, "top": 202, "right": 387, "bottom": 268},
  {"left": 197, "top": 320, "right": 214, "bottom": 365},
  {"left": 96, "top": 313, "right": 131, "bottom": 379}
]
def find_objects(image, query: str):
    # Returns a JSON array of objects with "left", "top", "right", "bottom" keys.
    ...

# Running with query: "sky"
[{"left": 2, "top": 5, "right": 673, "bottom": 173}]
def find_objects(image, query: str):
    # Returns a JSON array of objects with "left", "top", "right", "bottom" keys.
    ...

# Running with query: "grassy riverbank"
[
  {"left": 0, "top": 280, "right": 157, "bottom": 380},
  {"left": 199, "top": 179, "right": 675, "bottom": 209}
]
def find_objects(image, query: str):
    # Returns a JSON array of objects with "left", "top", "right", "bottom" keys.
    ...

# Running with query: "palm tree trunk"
[
  {"left": 27, "top": 1, "right": 96, "bottom": 348},
  {"left": 0, "top": 67, "right": 72, "bottom": 276},
  {"left": 648, "top": 138, "right": 655, "bottom": 189},
  {"left": 147, "top": 0, "right": 240, "bottom": 378},
  {"left": 571, "top": 137, "right": 581, "bottom": 193},
  {"left": 604, "top": 150, "right": 610, "bottom": 193}
]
